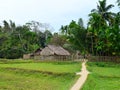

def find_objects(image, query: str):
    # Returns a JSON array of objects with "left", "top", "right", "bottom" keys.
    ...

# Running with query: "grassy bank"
[
  {"left": 0, "top": 60, "right": 81, "bottom": 90},
  {"left": 81, "top": 62, "right": 120, "bottom": 90}
]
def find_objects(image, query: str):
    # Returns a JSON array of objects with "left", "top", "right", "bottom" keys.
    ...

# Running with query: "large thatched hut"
[{"left": 34, "top": 45, "right": 70, "bottom": 60}]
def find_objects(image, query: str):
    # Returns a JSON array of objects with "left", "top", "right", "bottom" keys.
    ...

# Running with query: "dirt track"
[{"left": 70, "top": 61, "right": 89, "bottom": 90}]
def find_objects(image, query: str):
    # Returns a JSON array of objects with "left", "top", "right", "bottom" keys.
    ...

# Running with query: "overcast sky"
[{"left": 0, "top": 0, "right": 119, "bottom": 32}]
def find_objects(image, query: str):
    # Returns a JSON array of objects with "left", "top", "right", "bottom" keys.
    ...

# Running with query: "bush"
[{"left": 0, "top": 48, "right": 24, "bottom": 59}]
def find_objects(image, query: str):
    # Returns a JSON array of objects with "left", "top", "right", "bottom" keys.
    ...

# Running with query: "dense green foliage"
[
  {"left": 0, "top": 21, "right": 52, "bottom": 59},
  {"left": 60, "top": 0, "right": 120, "bottom": 56},
  {"left": 81, "top": 62, "right": 120, "bottom": 90},
  {"left": 0, "top": 60, "right": 81, "bottom": 90},
  {"left": 87, "top": 0, "right": 120, "bottom": 56},
  {"left": 60, "top": 19, "right": 87, "bottom": 54},
  {"left": 0, "top": 0, "right": 119, "bottom": 59}
]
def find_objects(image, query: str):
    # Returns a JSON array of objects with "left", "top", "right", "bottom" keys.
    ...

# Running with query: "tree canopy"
[
  {"left": 0, "top": 0, "right": 120, "bottom": 59},
  {"left": 60, "top": 0, "right": 120, "bottom": 56},
  {"left": 0, "top": 20, "right": 53, "bottom": 59}
]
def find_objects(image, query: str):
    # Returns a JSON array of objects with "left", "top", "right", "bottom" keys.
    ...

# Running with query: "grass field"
[
  {"left": 81, "top": 62, "right": 120, "bottom": 90},
  {"left": 0, "top": 60, "right": 81, "bottom": 90}
]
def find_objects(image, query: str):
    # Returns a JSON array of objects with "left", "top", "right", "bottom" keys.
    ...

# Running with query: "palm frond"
[{"left": 106, "top": 4, "right": 114, "bottom": 11}]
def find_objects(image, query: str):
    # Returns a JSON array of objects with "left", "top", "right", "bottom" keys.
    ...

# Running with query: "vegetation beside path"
[
  {"left": 81, "top": 62, "right": 120, "bottom": 90},
  {"left": 0, "top": 59, "right": 81, "bottom": 90}
]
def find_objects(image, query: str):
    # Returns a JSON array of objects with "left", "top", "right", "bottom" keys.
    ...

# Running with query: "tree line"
[
  {"left": 60, "top": 0, "right": 120, "bottom": 56},
  {"left": 0, "top": 21, "right": 54, "bottom": 59},
  {"left": 0, "top": 0, "right": 120, "bottom": 59}
]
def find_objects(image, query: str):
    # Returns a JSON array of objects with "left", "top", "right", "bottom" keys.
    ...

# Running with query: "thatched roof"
[
  {"left": 34, "top": 48, "right": 42, "bottom": 55},
  {"left": 40, "top": 45, "right": 70, "bottom": 56}
]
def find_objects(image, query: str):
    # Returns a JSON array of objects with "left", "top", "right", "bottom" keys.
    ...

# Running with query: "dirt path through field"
[{"left": 70, "top": 61, "right": 89, "bottom": 90}]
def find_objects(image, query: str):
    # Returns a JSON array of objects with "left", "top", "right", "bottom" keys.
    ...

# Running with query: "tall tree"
[
  {"left": 87, "top": 0, "right": 120, "bottom": 56},
  {"left": 3, "top": 20, "right": 11, "bottom": 33},
  {"left": 60, "top": 19, "right": 87, "bottom": 54},
  {"left": 44, "top": 30, "right": 52, "bottom": 44},
  {"left": 92, "top": 0, "right": 115, "bottom": 26}
]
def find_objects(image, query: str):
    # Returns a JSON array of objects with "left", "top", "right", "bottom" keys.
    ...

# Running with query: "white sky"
[{"left": 0, "top": 0, "right": 119, "bottom": 32}]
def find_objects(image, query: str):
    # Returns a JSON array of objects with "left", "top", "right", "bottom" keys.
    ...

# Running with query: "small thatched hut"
[{"left": 34, "top": 45, "right": 70, "bottom": 60}]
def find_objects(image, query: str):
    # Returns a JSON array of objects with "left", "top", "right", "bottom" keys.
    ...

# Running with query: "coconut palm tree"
[
  {"left": 87, "top": 0, "right": 116, "bottom": 55},
  {"left": 92, "top": 0, "right": 115, "bottom": 26}
]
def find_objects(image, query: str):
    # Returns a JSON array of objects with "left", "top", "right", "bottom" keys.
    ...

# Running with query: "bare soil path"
[{"left": 70, "top": 61, "right": 89, "bottom": 90}]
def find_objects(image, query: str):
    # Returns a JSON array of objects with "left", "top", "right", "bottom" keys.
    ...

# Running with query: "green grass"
[
  {"left": 0, "top": 60, "right": 81, "bottom": 90},
  {"left": 81, "top": 62, "right": 120, "bottom": 90},
  {"left": 0, "top": 62, "right": 81, "bottom": 74}
]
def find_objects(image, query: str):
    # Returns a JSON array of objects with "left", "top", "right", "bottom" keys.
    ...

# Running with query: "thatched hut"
[
  {"left": 34, "top": 45, "right": 70, "bottom": 60},
  {"left": 34, "top": 48, "right": 42, "bottom": 55},
  {"left": 23, "top": 48, "right": 41, "bottom": 59}
]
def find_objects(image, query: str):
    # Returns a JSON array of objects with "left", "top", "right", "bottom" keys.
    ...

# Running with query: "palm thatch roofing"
[
  {"left": 34, "top": 48, "right": 42, "bottom": 55},
  {"left": 40, "top": 45, "right": 70, "bottom": 56}
]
